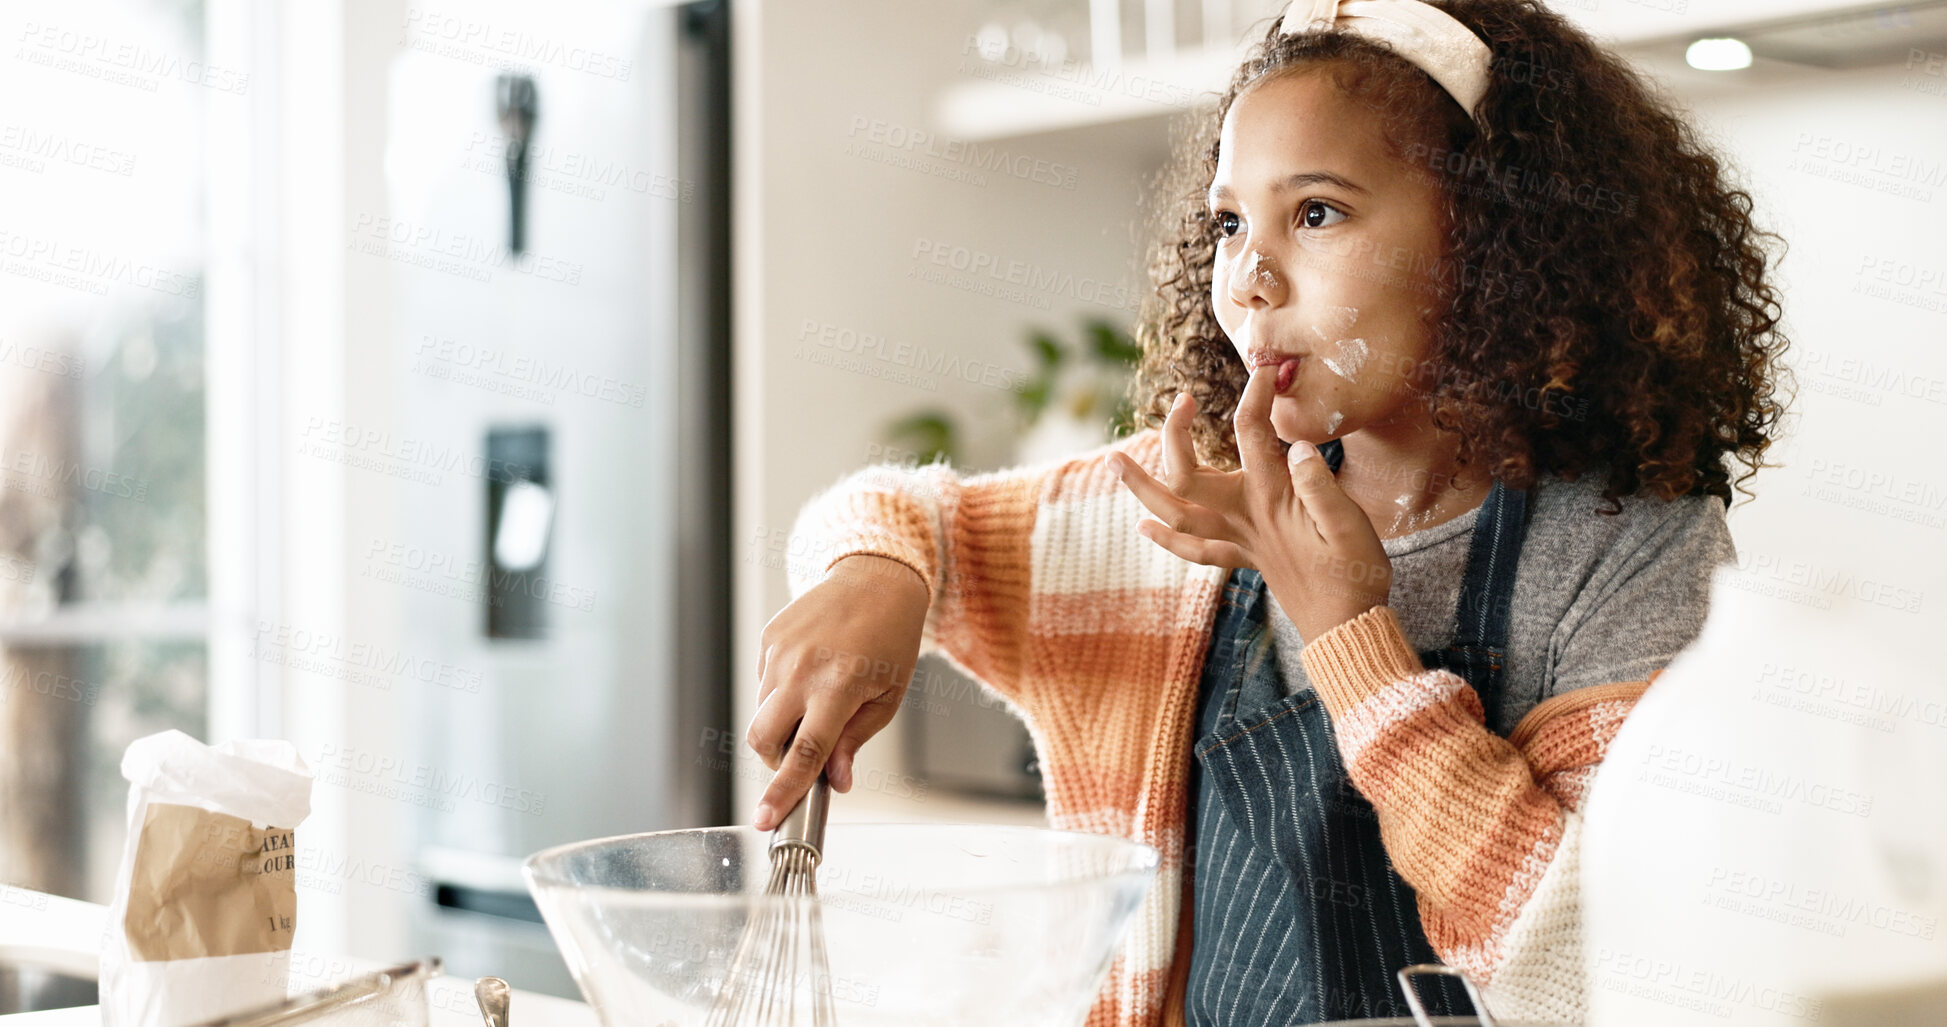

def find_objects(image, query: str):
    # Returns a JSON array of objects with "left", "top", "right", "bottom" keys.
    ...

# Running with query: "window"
[{"left": 0, "top": 0, "right": 214, "bottom": 903}]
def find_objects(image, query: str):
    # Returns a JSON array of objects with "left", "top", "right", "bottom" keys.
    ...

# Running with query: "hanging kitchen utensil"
[{"left": 494, "top": 73, "right": 537, "bottom": 255}]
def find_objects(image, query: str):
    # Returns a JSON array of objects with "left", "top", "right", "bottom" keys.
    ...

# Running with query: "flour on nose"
[
  {"left": 1322, "top": 337, "right": 1368, "bottom": 381},
  {"left": 1242, "top": 251, "right": 1281, "bottom": 289}
]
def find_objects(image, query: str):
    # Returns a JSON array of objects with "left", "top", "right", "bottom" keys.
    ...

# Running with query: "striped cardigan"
[{"left": 786, "top": 427, "right": 1654, "bottom": 1025}]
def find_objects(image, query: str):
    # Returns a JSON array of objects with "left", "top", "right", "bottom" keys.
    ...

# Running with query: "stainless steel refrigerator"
[{"left": 379, "top": 0, "right": 731, "bottom": 996}]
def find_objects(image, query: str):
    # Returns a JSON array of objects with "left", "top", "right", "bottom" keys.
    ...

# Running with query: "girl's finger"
[
  {"left": 1162, "top": 392, "right": 1200, "bottom": 490},
  {"left": 1232, "top": 366, "right": 1287, "bottom": 487},
  {"left": 755, "top": 698, "right": 851, "bottom": 831},
  {"left": 745, "top": 682, "right": 806, "bottom": 772},
  {"left": 1136, "top": 518, "right": 1252, "bottom": 569},
  {"left": 825, "top": 691, "right": 900, "bottom": 794},
  {"left": 755, "top": 640, "right": 779, "bottom": 703},
  {"left": 1288, "top": 441, "right": 1366, "bottom": 537},
  {"left": 1114, "top": 454, "right": 1235, "bottom": 541}
]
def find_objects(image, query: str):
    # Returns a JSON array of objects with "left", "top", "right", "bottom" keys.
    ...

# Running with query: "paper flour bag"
[{"left": 101, "top": 729, "right": 314, "bottom": 1027}]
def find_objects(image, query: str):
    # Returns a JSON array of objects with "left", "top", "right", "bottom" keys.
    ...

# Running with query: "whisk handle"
[{"left": 771, "top": 771, "right": 830, "bottom": 858}]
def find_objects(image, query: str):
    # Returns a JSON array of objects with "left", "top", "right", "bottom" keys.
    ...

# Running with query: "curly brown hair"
[{"left": 1129, "top": 0, "right": 1795, "bottom": 511}]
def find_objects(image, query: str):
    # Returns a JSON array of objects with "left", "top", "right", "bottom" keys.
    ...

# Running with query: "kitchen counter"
[{"left": 0, "top": 889, "right": 597, "bottom": 1027}]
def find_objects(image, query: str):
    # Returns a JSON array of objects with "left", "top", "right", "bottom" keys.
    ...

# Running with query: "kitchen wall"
[
  {"left": 733, "top": 0, "right": 1194, "bottom": 821},
  {"left": 1664, "top": 53, "right": 1947, "bottom": 601}
]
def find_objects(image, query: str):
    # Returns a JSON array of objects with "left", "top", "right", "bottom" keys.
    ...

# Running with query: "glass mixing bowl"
[{"left": 523, "top": 824, "right": 1159, "bottom": 1026}]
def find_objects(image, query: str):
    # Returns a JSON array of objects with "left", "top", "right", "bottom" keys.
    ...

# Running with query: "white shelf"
[
  {"left": 933, "top": 0, "right": 1900, "bottom": 142},
  {"left": 936, "top": 45, "right": 1243, "bottom": 141}
]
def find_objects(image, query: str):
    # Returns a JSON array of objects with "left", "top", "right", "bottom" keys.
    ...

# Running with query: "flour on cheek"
[
  {"left": 1309, "top": 305, "right": 1359, "bottom": 340},
  {"left": 1305, "top": 395, "right": 1345, "bottom": 437},
  {"left": 1322, "top": 337, "right": 1368, "bottom": 382}
]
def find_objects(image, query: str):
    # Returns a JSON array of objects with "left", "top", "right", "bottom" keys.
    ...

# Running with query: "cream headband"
[{"left": 1280, "top": 0, "right": 1492, "bottom": 121}]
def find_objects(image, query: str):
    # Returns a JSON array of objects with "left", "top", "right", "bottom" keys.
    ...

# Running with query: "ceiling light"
[{"left": 1687, "top": 37, "right": 1753, "bottom": 71}]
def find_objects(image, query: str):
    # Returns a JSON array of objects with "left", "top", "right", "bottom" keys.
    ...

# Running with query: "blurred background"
[{"left": 1, "top": 0, "right": 1944, "bottom": 1003}]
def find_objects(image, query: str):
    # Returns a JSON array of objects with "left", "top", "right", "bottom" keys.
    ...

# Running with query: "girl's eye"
[
  {"left": 1214, "top": 210, "right": 1241, "bottom": 238},
  {"left": 1301, "top": 200, "right": 1347, "bottom": 229}
]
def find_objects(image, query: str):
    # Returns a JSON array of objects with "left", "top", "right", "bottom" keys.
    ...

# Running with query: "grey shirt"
[{"left": 1265, "top": 471, "right": 1738, "bottom": 735}]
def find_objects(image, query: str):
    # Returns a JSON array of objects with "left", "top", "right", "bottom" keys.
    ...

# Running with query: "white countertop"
[{"left": 0, "top": 889, "right": 596, "bottom": 1027}]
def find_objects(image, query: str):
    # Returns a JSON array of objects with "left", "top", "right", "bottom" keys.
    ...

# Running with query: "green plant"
[
  {"left": 883, "top": 318, "right": 1141, "bottom": 467},
  {"left": 882, "top": 409, "right": 959, "bottom": 468}
]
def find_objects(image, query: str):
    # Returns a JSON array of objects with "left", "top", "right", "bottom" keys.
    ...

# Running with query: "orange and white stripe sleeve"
[
  {"left": 784, "top": 433, "right": 1163, "bottom": 706},
  {"left": 1300, "top": 604, "right": 1654, "bottom": 1020}
]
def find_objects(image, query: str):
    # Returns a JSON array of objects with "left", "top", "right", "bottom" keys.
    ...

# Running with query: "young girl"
[{"left": 749, "top": 0, "right": 1790, "bottom": 1023}]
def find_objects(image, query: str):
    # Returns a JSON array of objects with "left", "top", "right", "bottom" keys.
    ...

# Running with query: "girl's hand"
[
  {"left": 747, "top": 554, "right": 928, "bottom": 830},
  {"left": 1107, "top": 366, "right": 1394, "bottom": 642}
]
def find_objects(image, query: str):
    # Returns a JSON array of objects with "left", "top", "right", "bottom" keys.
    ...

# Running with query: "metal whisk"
[{"left": 705, "top": 772, "right": 837, "bottom": 1026}]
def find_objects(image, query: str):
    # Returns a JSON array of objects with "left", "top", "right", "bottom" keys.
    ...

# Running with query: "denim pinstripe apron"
[{"left": 1183, "top": 437, "right": 1534, "bottom": 1025}]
